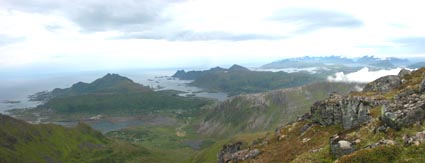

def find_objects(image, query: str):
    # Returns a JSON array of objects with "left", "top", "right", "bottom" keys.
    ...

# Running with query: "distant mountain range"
[{"left": 261, "top": 55, "right": 420, "bottom": 69}]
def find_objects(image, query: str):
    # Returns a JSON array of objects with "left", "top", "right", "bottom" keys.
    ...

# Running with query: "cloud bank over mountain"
[{"left": 327, "top": 67, "right": 404, "bottom": 83}]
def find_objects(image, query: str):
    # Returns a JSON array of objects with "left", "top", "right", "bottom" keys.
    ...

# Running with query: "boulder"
[
  {"left": 330, "top": 135, "right": 355, "bottom": 158},
  {"left": 398, "top": 69, "right": 411, "bottom": 78},
  {"left": 363, "top": 75, "right": 401, "bottom": 92}
]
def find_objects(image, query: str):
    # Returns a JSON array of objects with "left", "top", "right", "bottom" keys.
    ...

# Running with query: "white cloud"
[
  {"left": 327, "top": 67, "right": 403, "bottom": 83},
  {"left": 0, "top": 0, "right": 425, "bottom": 71}
]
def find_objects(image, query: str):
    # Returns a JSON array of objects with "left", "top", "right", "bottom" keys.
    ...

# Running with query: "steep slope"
[
  {"left": 197, "top": 82, "right": 362, "bottom": 137},
  {"left": 202, "top": 68, "right": 425, "bottom": 163},
  {"left": 0, "top": 114, "right": 150, "bottom": 163}
]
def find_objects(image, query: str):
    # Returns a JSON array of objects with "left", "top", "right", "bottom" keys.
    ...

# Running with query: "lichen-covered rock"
[
  {"left": 330, "top": 135, "right": 355, "bottom": 158},
  {"left": 311, "top": 93, "right": 382, "bottom": 130},
  {"left": 381, "top": 92, "right": 425, "bottom": 130},
  {"left": 363, "top": 75, "right": 401, "bottom": 92}
]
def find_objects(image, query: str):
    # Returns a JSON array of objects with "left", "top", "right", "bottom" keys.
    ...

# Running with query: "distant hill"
[
  {"left": 173, "top": 64, "right": 324, "bottom": 96},
  {"left": 0, "top": 114, "right": 150, "bottom": 162},
  {"left": 408, "top": 62, "right": 425, "bottom": 69},
  {"left": 30, "top": 73, "right": 151, "bottom": 102},
  {"left": 23, "top": 74, "right": 211, "bottom": 115}
]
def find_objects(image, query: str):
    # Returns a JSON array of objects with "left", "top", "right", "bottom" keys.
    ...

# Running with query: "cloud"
[
  {"left": 272, "top": 9, "right": 363, "bottom": 32},
  {"left": 394, "top": 37, "right": 425, "bottom": 53},
  {"left": 0, "top": 35, "right": 25, "bottom": 46},
  {"left": 118, "top": 31, "right": 282, "bottom": 41},
  {"left": 327, "top": 67, "right": 403, "bottom": 83},
  {"left": 0, "top": 0, "right": 178, "bottom": 31}
]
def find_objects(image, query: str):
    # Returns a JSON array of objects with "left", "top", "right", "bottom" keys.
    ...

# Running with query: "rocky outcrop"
[
  {"left": 217, "top": 142, "right": 261, "bottom": 163},
  {"left": 420, "top": 76, "right": 425, "bottom": 93},
  {"left": 311, "top": 93, "right": 384, "bottom": 130},
  {"left": 330, "top": 134, "right": 355, "bottom": 158},
  {"left": 403, "top": 130, "right": 425, "bottom": 146},
  {"left": 363, "top": 75, "right": 401, "bottom": 92},
  {"left": 364, "top": 139, "right": 397, "bottom": 148},
  {"left": 381, "top": 91, "right": 425, "bottom": 130},
  {"left": 218, "top": 142, "right": 242, "bottom": 163}
]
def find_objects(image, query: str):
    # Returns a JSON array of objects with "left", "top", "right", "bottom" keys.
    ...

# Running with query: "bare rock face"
[
  {"left": 311, "top": 93, "right": 382, "bottom": 130},
  {"left": 363, "top": 75, "right": 401, "bottom": 92},
  {"left": 330, "top": 134, "right": 355, "bottom": 158}
]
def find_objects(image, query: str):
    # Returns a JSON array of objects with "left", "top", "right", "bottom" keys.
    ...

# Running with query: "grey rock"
[
  {"left": 365, "top": 139, "right": 397, "bottom": 148},
  {"left": 398, "top": 69, "right": 411, "bottom": 78},
  {"left": 218, "top": 142, "right": 242, "bottom": 163},
  {"left": 363, "top": 75, "right": 401, "bottom": 92},
  {"left": 403, "top": 130, "right": 425, "bottom": 146},
  {"left": 420, "top": 77, "right": 425, "bottom": 93},
  {"left": 381, "top": 93, "right": 425, "bottom": 130},
  {"left": 311, "top": 93, "right": 381, "bottom": 130}
]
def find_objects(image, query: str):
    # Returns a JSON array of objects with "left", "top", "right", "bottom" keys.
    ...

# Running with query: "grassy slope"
[{"left": 0, "top": 114, "right": 152, "bottom": 163}]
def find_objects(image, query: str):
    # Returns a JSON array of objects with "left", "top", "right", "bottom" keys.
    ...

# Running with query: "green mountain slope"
[
  {"left": 0, "top": 114, "right": 150, "bottom": 163},
  {"left": 197, "top": 82, "right": 362, "bottom": 137}
]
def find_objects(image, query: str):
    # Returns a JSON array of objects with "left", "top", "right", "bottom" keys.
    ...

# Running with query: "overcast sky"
[{"left": 1, "top": 0, "right": 425, "bottom": 71}]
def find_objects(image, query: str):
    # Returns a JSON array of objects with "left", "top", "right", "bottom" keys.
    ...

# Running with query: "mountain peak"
[{"left": 228, "top": 64, "right": 249, "bottom": 71}]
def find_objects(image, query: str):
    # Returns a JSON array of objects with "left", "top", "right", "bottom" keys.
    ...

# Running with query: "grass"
[{"left": 0, "top": 114, "right": 150, "bottom": 163}]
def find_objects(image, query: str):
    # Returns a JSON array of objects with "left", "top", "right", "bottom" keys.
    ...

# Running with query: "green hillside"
[{"left": 0, "top": 114, "right": 151, "bottom": 163}]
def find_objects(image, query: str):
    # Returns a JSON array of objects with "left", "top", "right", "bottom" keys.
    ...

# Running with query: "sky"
[{"left": 1, "top": 0, "right": 425, "bottom": 72}]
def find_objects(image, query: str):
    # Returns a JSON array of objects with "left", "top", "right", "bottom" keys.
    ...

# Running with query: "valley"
[{"left": 2, "top": 56, "right": 425, "bottom": 163}]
